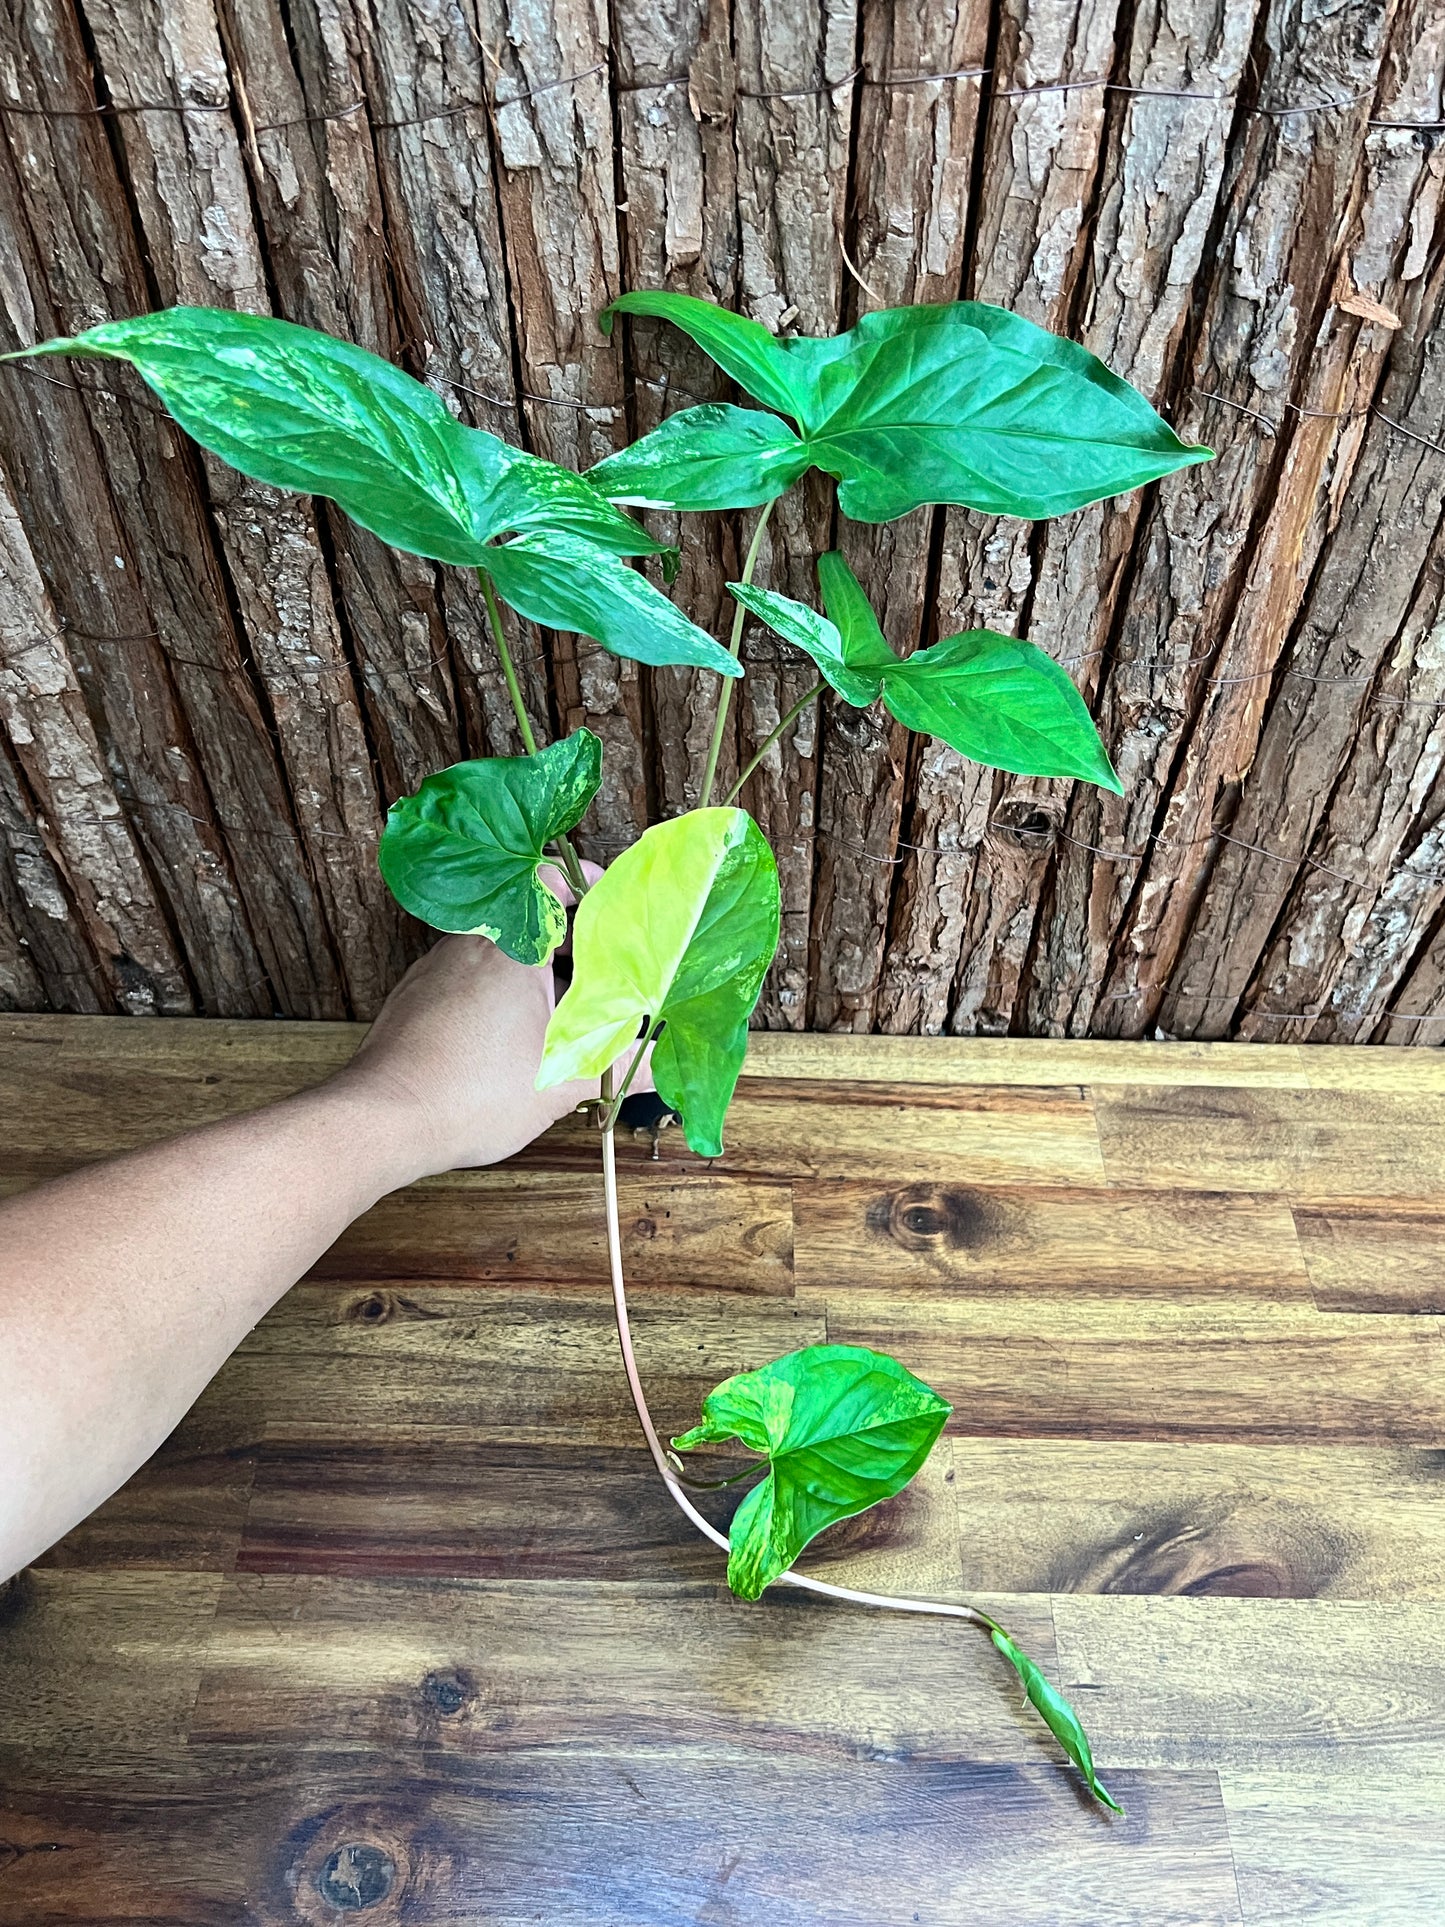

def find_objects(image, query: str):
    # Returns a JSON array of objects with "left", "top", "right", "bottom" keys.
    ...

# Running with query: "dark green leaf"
[
  {"left": 9, "top": 307, "right": 668, "bottom": 568},
  {"left": 734, "top": 555, "right": 1121, "bottom": 792},
  {"left": 486, "top": 531, "right": 743, "bottom": 678},
  {"left": 377, "top": 731, "right": 600, "bottom": 965},
  {"left": 537, "top": 808, "right": 779, "bottom": 1154},
  {"left": 601, "top": 292, "right": 809, "bottom": 421},
  {"left": 672, "top": 1344, "right": 951, "bottom": 1600},
  {"left": 588, "top": 403, "right": 811, "bottom": 512},
  {"left": 600, "top": 295, "right": 1209, "bottom": 522},
  {"left": 987, "top": 1621, "right": 1122, "bottom": 1813}
]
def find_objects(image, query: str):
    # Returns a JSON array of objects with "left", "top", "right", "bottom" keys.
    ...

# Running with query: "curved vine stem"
[
  {"left": 600, "top": 1119, "right": 987, "bottom": 1628},
  {"left": 477, "top": 565, "right": 587, "bottom": 900},
  {"left": 720, "top": 680, "right": 825, "bottom": 808},
  {"left": 698, "top": 500, "right": 776, "bottom": 810}
]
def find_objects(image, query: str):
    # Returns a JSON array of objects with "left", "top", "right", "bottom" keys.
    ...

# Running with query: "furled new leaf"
[
  {"left": 6, "top": 309, "right": 743, "bottom": 671},
  {"left": 733, "top": 555, "right": 1121, "bottom": 792},
  {"left": 672, "top": 1344, "right": 951, "bottom": 1600},
  {"left": 987, "top": 1620, "right": 1122, "bottom": 1813},
  {"left": 536, "top": 808, "right": 779, "bottom": 1155},
  {"left": 596, "top": 292, "right": 1209, "bottom": 521},
  {"left": 377, "top": 731, "right": 600, "bottom": 965}
]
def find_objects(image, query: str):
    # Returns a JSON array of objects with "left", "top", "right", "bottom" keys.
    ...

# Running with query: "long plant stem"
[
  {"left": 477, "top": 565, "right": 587, "bottom": 899},
  {"left": 720, "top": 680, "right": 825, "bottom": 808},
  {"left": 698, "top": 501, "right": 775, "bottom": 809},
  {"left": 600, "top": 1122, "right": 986, "bottom": 1628}
]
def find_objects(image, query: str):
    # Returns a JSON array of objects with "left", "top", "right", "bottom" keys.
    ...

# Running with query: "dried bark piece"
[
  {"left": 83, "top": 0, "right": 405, "bottom": 1016},
  {"left": 1154, "top": 1, "right": 1445, "bottom": 1039},
  {"left": 0, "top": 0, "right": 350, "bottom": 1019},
  {"left": 811, "top": 0, "right": 991, "bottom": 1034},
  {"left": 879, "top": 0, "right": 1121, "bottom": 1037},
  {"left": 0, "top": 463, "right": 190, "bottom": 1013},
  {"left": 1089, "top": 0, "right": 1394, "bottom": 1038},
  {"left": 0, "top": 734, "right": 107, "bottom": 1013}
]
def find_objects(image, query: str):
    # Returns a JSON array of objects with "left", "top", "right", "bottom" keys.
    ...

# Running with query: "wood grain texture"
[
  {"left": 2, "top": 1020, "right": 1444, "bottom": 1921},
  {"left": 3, "top": 1, "right": 1444, "bottom": 1044}
]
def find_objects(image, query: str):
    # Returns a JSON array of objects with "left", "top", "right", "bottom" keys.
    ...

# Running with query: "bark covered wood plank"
[
  {"left": 0, "top": 0, "right": 349, "bottom": 1019},
  {"left": 1086, "top": 0, "right": 1394, "bottom": 1038},
  {"left": 81, "top": 0, "right": 406, "bottom": 1016},
  {"left": 0, "top": 734, "right": 109, "bottom": 1012},
  {"left": 713, "top": 1, "right": 857, "bottom": 1027},
  {"left": 876, "top": 0, "right": 1123, "bottom": 1037},
  {"left": 472, "top": 0, "right": 647, "bottom": 857},
  {"left": 1157, "top": 9, "right": 1445, "bottom": 1041},
  {"left": 216, "top": 0, "right": 467, "bottom": 807},
  {"left": 0, "top": 461, "right": 192, "bottom": 1013},
  {"left": 808, "top": 0, "right": 990, "bottom": 1032},
  {"left": 612, "top": 0, "right": 741, "bottom": 822}
]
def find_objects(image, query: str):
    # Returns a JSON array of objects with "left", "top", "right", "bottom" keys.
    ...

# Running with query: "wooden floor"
[{"left": 2, "top": 1018, "right": 1444, "bottom": 1924}]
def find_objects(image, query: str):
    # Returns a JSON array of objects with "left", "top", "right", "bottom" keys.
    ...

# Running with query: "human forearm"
[{"left": 0, "top": 1074, "right": 423, "bottom": 1580}]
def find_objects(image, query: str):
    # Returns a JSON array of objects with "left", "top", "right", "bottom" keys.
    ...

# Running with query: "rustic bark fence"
[{"left": 0, "top": 0, "right": 1442, "bottom": 1041}]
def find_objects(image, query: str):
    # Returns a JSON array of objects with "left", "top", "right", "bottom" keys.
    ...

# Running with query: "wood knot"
[
  {"left": 347, "top": 1291, "right": 395, "bottom": 1326},
  {"left": 867, "top": 1183, "right": 996, "bottom": 1253},
  {"left": 317, "top": 1843, "right": 395, "bottom": 1911},
  {"left": 421, "top": 1666, "right": 474, "bottom": 1717},
  {"left": 990, "top": 792, "right": 1065, "bottom": 851}
]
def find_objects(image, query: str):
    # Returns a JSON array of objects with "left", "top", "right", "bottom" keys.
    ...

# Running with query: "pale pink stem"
[{"left": 601, "top": 1126, "right": 987, "bottom": 1629}]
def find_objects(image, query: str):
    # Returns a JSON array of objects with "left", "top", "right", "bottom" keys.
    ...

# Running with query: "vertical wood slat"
[
  {"left": 79, "top": 0, "right": 405, "bottom": 1018},
  {"left": 807, "top": 0, "right": 990, "bottom": 1033},
  {"left": 0, "top": 0, "right": 1441, "bottom": 1041},
  {"left": 0, "top": 0, "right": 351, "bottom": 1020}
]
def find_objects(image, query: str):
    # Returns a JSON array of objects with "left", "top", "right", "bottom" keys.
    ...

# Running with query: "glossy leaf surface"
[
  {"left": 672, "top": 1344, "right": 951, "bottom": 1600},
  {"left": 537, "top": 808, "right": 778, "bottom": 1154},
  {"left": 14, "top": 308, "right": 663, "bottom": 564},
  {"left": 988, "top": 1621, "right": 1122, "bottom": 1813},
  {"left": 733, "top": 556, "right": 1121, "bottom": 791},
  {"left": 486, "top": 532, "right": 742, "bottom": 678},
  {"left": 598, "top": 293, "right": 1208, "bottom": 521},
  {"left": 588, "top": 403, "right": 811, "bottom": 512},
  {"left": 10, "top": 310, "right": 750, "bottom": 674},
  {"left": 377, "top": 731, "right": 600, "bottom": 965}
]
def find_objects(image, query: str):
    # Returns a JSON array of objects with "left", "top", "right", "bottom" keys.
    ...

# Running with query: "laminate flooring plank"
[
  {"left": 796, "top": 1181, "right": 1311, "bottom": 1300},
  {"left": 214, "top": 1283, "right": 823, "bottom": 1448},
  {"left": 0, "top": 1753, "right": 1243, "bottom": 1927},
  {"left": 948, "top": 1441, "right": 1445, "bottom": 1600},
  {"left": 1290, "top": 1198, "right": 1445, "bottom": 1313},
  {"left": 1093, "top": 1086, "right": 1445, "bottom": 1196},
  {"left": 235, "top": 1437, "right": 961, "bottom": 1598},
  {"left": 187, "top": 1574, "right": 1058, "bottom": 1765},
  {"left": 0, "top": 1571, "right": 222, "bottom": 1783},
  {"left": 311, "top": 1171, "right": 794, "bottom": 1293},
  {"left": 1221, "top": 1766, "right": 1445, "bottom": 1926},
  {"left": 1051, "top": 1595, "right": 1445, "bottom": 1772},
  {"left": 31, "top": 1436, "right": 255, "bottom": 1575},
  {"left": 816, "top": 1293, "right": 1445, "bottom": 1442}
]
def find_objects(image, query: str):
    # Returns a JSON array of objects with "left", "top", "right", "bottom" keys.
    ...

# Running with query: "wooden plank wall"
[{"left": 0, "top": 0, "right": 1442, "bottom": 1039}]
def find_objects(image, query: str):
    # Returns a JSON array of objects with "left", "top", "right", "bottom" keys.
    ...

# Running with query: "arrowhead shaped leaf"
[
  {"left": 672, "top": 1344, "right": 951, "bottom": 1600},
  {"left": 589, "top": 402, "right": 811, "bottom": 512},
  {"left": 537, "top": 808, "right": 779, "bottom": 1155},
  {"left": 601, "top": 292, "right": 1209, "bottom": 522},
  {"left": 733, "top": 554, "right": 1121, "bottom": 792},
  {"left": 377, "top": 731, "right": 601, "bottom": 965},
  {"left": 7, "top": 309, "right": 750, "bottom": 670},
  {"left": 987, "top": 1620, "right": 1123, "bottom": 1814},
  {"left": 11, "top": 307, "right": 666, "bottom": 565}
]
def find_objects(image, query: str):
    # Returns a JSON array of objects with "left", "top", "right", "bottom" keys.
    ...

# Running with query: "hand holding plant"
[{"left": 8, "top": 289, "right": 1208, "bottom": 1815}]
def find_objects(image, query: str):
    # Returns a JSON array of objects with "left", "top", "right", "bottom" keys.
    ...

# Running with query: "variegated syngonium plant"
[{"left": 9, "top": 291, "right": 1204, "bottom": 1812}]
